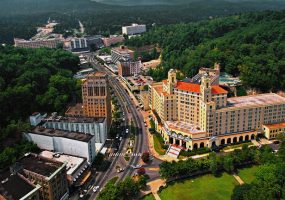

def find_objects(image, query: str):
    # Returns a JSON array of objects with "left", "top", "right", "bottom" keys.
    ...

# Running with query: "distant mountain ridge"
[{"left": 92, "top": 0, "right": 285, "bottom": 6}]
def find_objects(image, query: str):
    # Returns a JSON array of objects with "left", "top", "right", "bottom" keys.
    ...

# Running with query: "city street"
[{"left": 85, "top": 53, "right": 161, "bottom": 200}]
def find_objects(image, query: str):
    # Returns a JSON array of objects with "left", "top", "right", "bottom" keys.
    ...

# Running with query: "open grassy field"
[
  {"left": 237, "top": 165, "right": 259, "bottom": 184},
  {"left": 159, "top": 173, "right": 238, "bottom": 200}
]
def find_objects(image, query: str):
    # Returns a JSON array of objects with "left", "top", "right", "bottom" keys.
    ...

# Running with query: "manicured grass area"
[
  {"left": 153, "top": 133, "right": 166, "bottom": 155},
  {"left": 223, "top": 142, "right": 253, "bottom": 150},
  {"left": 237, "top": 165, "right": 259, "bottom": 184},
  {"left": 141, "top": 194, "right": 155, "bottom": 200},
  {"left": 106, "top": 176, "right": 118, "bottom": 186},
  {"left": 159, "top": 173, "right": 238, "bottom": 200}
]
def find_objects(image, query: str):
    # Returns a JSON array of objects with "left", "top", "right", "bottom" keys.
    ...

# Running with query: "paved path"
[
  {"left": 153, "top": 192, "right": 161, "bottom": 200},
  {"left": 146, "top": 179, "right": 166, "bottom": 200},
  {"left": 233, "top": 174, "right": 244, "bottom": 185}
]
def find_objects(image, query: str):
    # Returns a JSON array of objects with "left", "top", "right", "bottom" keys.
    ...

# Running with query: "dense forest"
[
  {"left": 125, "top": 10, "right": 285, "bottom": 92},
  {"left": 0, "top": 46, "right": 80, "bottom": 169},
  {"left": 1, "top": 0, "right": 285, "bottom": 44}
]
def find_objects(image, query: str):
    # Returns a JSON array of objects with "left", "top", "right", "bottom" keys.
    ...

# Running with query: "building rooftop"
[
  {"left": 0, "top": 170, "right": 36, "bottom": 200},
  {"left": 153, "top": 84, "right": 163, "bottom": 95},
  {"left": 65, "top": 103, "right": 84, "bottom": 117},
  {"left": 44, "top": 113, "right": 105, "bottom": 124},
  {"left": 112, "top": 45, "right": 134, "bottom": 54},
  {"left": 19, "top": 153, "right": 63, "bottom": 177},
  {"left": 263, "top": 122, "right": 285, "bottom": 129},
  {"left": 86, "top": 71, "right": 107, "bottom": 77},
  {"left": 165, "top": 121, "right": 205, "bottom": 135},
  {"left": 221, "top": 93, "right": 285, "bottom": 110},
  {"left": 39, "top": 151, "right": 87, "bottom": 176},
  {"left": 175, "top": 81, "right": 228, "bottom": 94},
  {"left": 125, "top": 75, "right": 153, "bottom": 87},
  {"left": 31, "top": 126, "right": 94, "bottom": 142}
]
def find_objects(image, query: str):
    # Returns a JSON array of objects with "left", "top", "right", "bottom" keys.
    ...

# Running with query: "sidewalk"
[
  {"left": 147, "top": 178, "right": 166, "bottom": 200},
  {"left": 233, "top": 173, "right": 244, "bottom": 185}
]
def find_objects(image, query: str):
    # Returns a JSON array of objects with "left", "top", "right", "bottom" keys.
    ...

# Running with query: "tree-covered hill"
[
  {"left": 0, "top": 46, "right": 81, "bottom": 169},
  {"left": 126, "top": 10, "right": 285, "bottom": 92},
  {"left": 1, "top": 0, "right": 285, "bottom": 44}
]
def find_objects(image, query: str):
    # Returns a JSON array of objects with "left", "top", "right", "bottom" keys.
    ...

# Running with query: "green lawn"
[
  {"left": 141, "top": 194, "right": 155, "bottom": 200},
  {"left": 237, "top": 165, "right": 259, "bottom": 184},
  {"left": 159, "top": 173, "right": 238, "bottom": 200},
  {"left": 153, "top": 133, "right": 166, "bottom": 155},
  {"left": 223, "top": 142, "right": 253, "bottom": 150}
]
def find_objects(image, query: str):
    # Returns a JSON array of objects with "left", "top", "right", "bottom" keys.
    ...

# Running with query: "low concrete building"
[
  {"left": 122, "top": 75, "right": 153, "bottom": 91},
  {"left": 39, "top": 151, "right": 90, "bottom": 186},
  {"left": 42, "top": 112, "right": 107, "bottom": 144},
  {"left": 24, "top": 127, "right": 96, "bottom": 163},
  {"left": 263, "top": 122, "right": 285, "bottom": 139},
  {"left": 102, "top": 35, "right": 124, "bottom": 47},
  {"left": 29, "top": 112, "right": 47, "bottom": 126},
  {"left": 111, "top": 45, "right": 134, "bottom": 64},
  {"left": 122, "top": 23, "right": 146, "bottom": 35},
  {"left": 4, "top": 153, "right": 69, "bottom": 200},
  {"left": 14, "top": 38, "right": 63, "bottom": 49}
]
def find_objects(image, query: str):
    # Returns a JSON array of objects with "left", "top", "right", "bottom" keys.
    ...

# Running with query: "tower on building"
[{"left": 167, "top": 69, "right": 177, "bottom": 94}]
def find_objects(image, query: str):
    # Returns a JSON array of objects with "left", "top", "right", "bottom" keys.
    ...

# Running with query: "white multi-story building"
[
  {"left": 122, "top": 24, "right": 146, "bottom": 35},
  {"left": 42, "top": 113, "right": 107, "bottom": 144},
  {"left": 24, "top": 126, "right": 96, "bottom": 163}
]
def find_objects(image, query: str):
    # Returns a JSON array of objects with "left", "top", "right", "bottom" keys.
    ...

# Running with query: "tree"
[
  {"left": 137, "top": 167, "right": 146, "bottom": 175},
  {"left": 231, "top": 184, "right": 252, "bottom": 200},
  {"left": 117, "top": 177, "right": 140, "bottom": 200},
  {"left": 277, "top": 134, "right": 285, "bottom": 162},
  {"left": 141, "top": 152, "right": 150, "bottom": 163},
  {"left": 209, "top": 152, "right": 219, "bottom": 175},
  {"left": 223, "top": 156, "right": 234, "bottom": 173},
  {"left": 138, "top": 175, "right": 148, "bottom": 189}
]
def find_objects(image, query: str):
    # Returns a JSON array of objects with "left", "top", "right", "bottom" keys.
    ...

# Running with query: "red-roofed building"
[{"left": 149, "top": 67, "right": 285, "bottom": 151}]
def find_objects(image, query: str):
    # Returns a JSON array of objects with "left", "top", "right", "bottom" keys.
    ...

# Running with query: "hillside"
[
  {"left": 125, "top": 10, "right": 285, "bottom": 92},
  {"left": 1, "top": 0, "right": 285, "bottom": 44},
  {"left": 94, "top": 0, "right": 285, "bottom": 6}
]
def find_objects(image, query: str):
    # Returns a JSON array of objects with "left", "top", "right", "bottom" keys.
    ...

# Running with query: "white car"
[
  {"left": 131, "top": 164, "right": 142, "bottom": 169},
  {"left": 93, "top": 187, "right": 97, "bottom": 193},
  {"left": 126, "top": 129, "right": 129, "bottom": 133}
]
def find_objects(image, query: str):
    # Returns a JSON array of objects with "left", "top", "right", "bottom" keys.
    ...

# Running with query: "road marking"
[{"left": 108, "top": 153, "right": 143, "bottom": 157}]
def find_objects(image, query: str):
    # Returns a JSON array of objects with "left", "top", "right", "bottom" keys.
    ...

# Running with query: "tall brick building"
[{"left": 82, "top": 72, "right": 111, "bottom": 128}]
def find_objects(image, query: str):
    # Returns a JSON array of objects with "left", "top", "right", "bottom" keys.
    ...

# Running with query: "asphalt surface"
[{"left": 84, "top": 53, "right": 161, "bottom": 200}]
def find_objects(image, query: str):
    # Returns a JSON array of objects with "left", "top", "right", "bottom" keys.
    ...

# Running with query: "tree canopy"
[
  {"left": 0, "top": 46, "right": 80, "bottom": 169},
  {"left": 126, "top": 10, "right": 285, "bottom": 92}
]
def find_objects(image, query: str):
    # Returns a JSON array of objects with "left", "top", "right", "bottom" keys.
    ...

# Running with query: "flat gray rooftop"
[
  {"left": 31, "top": 126, "right": 93, "bottom": 142},
  {"left": 44, "top": 115, "right": 106, "bottom": 123}
]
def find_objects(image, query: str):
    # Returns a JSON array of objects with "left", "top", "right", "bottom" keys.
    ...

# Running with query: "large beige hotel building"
[{"left": 149, "top": 66, "right": 285, "bottom": 150}]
